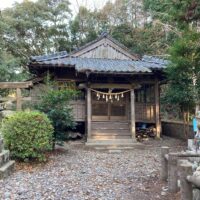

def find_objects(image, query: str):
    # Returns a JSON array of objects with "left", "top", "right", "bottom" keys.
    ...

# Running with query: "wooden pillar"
[
  {"left": 161, "top": 146, "right": 169, "bottom": 181},
  {"left": 130, "top": 89, "right": 136, "bottom": 140},
  {"left": 155, "top": 81, "right": 161, "bottom": 138},
  {"left": 87, "top": 87, "right": 92, "bottom": 139},
  {"left": 16, "top": 88, "right": 22, "bottom": 111}
]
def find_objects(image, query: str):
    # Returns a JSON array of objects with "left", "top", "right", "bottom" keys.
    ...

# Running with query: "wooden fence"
[{"left": 161, "top": 146, "right": 200, "bottom": 200}]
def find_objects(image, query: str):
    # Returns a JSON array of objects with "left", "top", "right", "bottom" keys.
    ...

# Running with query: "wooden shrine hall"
[{"left": 28, "top": 33, "right": 167, "bottom": 146}]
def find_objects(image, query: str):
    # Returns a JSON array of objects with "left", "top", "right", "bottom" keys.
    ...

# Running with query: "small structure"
[
  {"left": 0, "top": 137, "right": 15, "bottom": 179},
  {"left": 28, "top": 33, "right": 167, "bottom": 146}
]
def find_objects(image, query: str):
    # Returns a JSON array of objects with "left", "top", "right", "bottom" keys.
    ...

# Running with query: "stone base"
[
  {"left": 0, "top": 138, "right": 15, "bottom": 179},
  {"left": 0, "top": 160, "right": 15, "bottom": 179},
  {"left": 85, "top": 139, "right": 145, "bottom": 150},
  {"left": 0, "top": 150, "right": 10, "bottom": 167}
]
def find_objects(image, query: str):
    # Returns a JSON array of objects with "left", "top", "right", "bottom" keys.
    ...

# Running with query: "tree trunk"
[
  {"left": 195, "top": 104, "right": 199, "bottom": 116},
  {"left": 186, "top": 109, "right": 190, "bottom": 139},
  {"left": 183, "top": 107, "right": 190, "bottom": 139},
  {"left": 183, "top": 111, "right": 187, "bottom": 138},
  {"left": 52, "top": 132, "right": 56, "bottom": 150}
]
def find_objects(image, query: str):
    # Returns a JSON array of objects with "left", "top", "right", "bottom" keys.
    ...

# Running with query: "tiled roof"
[
  {"left": 142, "top": 55, "right": 169, "bottom": 68},
  {"left": 30, "top": 51, "right": 68, "bottom": 62},
  {"left": 29, "top": 33, "right": 168, "bottom": 74},
  {"left": 29, "top": 54, "right": 167, "bottom": 74}
]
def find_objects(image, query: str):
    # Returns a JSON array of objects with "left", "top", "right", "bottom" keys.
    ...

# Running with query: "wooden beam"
[
  {"left": 130, "top": 89, "right": 136, "bottom": 140},
  {"left": 155, "top": 80, "right": 161, "bottom": 138},
  {"left": 90, "top": 83, "right": 132, "bottom": 89},
  {"left": 16, "top": 88, "right": 22, "bottom": 111},
  {"left": 90, "top": 82, "right": 157, "bottom": 90},
  {"left": 0, "top": 97, "right": 32, "bottom": 102},
  {"left": 87, "top": 87, "right": 92, "bottom": 139},
  {"left": 0, "top": 81, "right": 33, "bottom": 89}
]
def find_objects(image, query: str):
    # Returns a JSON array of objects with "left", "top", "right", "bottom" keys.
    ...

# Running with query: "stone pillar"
[
  {"left": 179, "top": 162, "right": 193, "bottom": 200},
  {"left": 168, "top": 153, "right": 178, "bottom": 192},
  {"left": 161, "top": 146, "right": 169, "bottom": 181},
  {"left": 0, "top": 137, "right": 3, "bottom": 153},
  {"left": 0, "top": 136, "right": 15, "bottom": 179},
  {"left": 130, "top": 89, "right": 136, "bottom": 140},
  {"left": 87, "top": 87, "right": 92, "bottom": 140}
]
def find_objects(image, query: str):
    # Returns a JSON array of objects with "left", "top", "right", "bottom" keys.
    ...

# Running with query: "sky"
[{"left": 0, "top": 0, "right": 112, "bottom": 14}]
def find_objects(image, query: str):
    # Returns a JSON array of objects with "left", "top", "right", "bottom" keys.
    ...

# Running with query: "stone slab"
[
  {"left": 0, "top": 160, "right": 15, "bottom": 179},
  {"left": 0, "top": 150, "right": 10, "bottom": 167}
]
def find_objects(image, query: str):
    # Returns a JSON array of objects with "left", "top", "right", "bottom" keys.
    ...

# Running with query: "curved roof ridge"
[{"left": 30, "top": 51, "right": 68, "bottom": 62}]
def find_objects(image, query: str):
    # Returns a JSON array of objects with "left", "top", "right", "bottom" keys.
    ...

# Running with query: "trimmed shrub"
[{"left": 1, "top": 111, "right": 53, "bottom": 161}]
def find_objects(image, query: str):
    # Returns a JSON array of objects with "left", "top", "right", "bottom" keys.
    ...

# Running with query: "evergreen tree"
[{"left": 164, "top": 32, "right": 200, "bottom": 135}]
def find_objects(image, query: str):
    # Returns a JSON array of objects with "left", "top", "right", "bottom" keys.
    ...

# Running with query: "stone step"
[
  {"left": 91, "top": 135, "right": 132, "bottom": 140},
  {"left": 85, "top": 139, "right": 144, "bottom": 148},
  {"left": 91, "top": 129, "right": 130, "bottom": 134},
  {"left": 91, "top": 132, "right": 131, "bottom": 136},
  {"left": 91, "top": 122, "right": 129, "bottom": 130},
  {"left": 0, "top": 150, "right": 10, "bottom": 168},
  {"left": 86, "top": 140, "right": 145, "bottom": 150},
  {"left": 87, "top": 138, "right": 135, "bottom": 143},
  {"left": 95, "top": 146, "right": 135, "bottom": 150},
  {"left": 92, "top": 121, "right": 129, "bottom": 125},
  {"left": 0, "top": 160, "right": 15, "bottom": 179}
]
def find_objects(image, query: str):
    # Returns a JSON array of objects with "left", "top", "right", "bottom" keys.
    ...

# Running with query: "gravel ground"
[{"left": 0, "top": 136, "right": 186, "bottom": 200}]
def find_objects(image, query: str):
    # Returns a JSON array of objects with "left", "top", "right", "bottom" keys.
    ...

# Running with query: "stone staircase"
[
  {"left": 85, "top": 121, "right": 144, "bottom": 149},
  {"left": 0, "top": 137, "right": 15, "bottom": 179},
  {"left": 91, "top": 121, "right": 132, "bottom": 140}
]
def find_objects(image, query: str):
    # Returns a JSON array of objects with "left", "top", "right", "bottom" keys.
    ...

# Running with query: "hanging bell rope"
[{"left": 91, "top": 88, "right": 131, "bottom": 102}]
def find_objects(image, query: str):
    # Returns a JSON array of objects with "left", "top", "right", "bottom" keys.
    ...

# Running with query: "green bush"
[
  {"left": 1, "top": 111, "right": 53, "bottom": 161},
  {"left": 35, "top": 89, "right": 77, "bottom": 148}
]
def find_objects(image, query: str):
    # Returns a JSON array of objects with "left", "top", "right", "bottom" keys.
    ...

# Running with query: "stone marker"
[{"left": 0, "top": 136, "right": 15, "bottom": 179}]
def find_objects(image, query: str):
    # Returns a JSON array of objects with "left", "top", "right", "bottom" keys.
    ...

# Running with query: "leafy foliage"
[
  {"left": 35, "top": 89, "right": 77, "bottom": 147},
  {"left": 164, "top": 32, "right": 200, "bottom": 113},
  {"left": 144, "top": 0, "right": 200, "bottom": 29},
  {"left": 1, "top": 0, "right": 71, "bottom": 62},
  {"left": 144, "top": 0, "right": 200, "bottom": 122},
  {"left": 1, "top": 111, "right": 53, "bottom": 161},
  {"left": 69, "top": 0, "right": 177, "bottom": 55}
]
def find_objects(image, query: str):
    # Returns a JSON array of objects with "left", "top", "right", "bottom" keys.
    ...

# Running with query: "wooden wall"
[
  {"left": 135, "top": 102, "right": 155, "bottom": 122},
  {"left": 69, "top": 99, "right": 156, "bottom": 123},
  {"left": 70, "top": 100, "right": 85, "bottom": 121}
]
